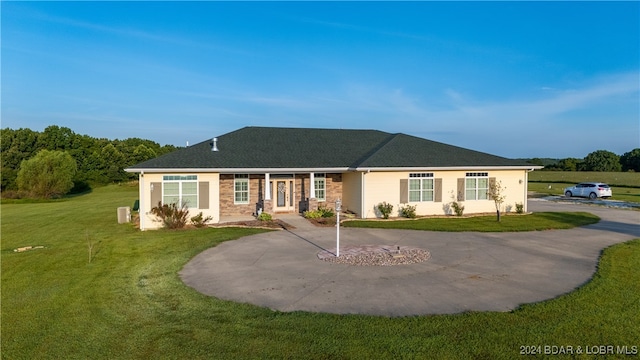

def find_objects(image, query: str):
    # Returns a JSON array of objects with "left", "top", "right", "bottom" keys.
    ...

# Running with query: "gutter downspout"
[
  {"left": 525, "top": 169, "right": 532, "bottom": 213},
  {"left": 361, "top": 171, "right": 366, "bottom": 219}
]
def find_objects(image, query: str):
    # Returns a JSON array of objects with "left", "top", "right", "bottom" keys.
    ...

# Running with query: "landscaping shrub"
[
  {"left": 451, "top": 201, "right": 464, "bottom": 216},
  {"left": 399, "top": 204, "right": 417, "bottom": 218},
  {"left": 190, "top": 212, "right": 213, "bottom": 227},
  {"left": 377, "top": 202, "right": 394, "bottom": 219},
  {"left": 0, "top": 190, "right": 27, "bottom": 199},
  {"left": 304, "top": 204, "right": 334, "bottom": 219},
  {"left": 303, "top": 210, "right": 322, "bottom": 219},
  {"left": 257, "top": 212, "right": 272, "bottom": 221},
  {"left": 150, "top": 201, "right": 189, "bottom": 229},
  {"left": 515, "top": 202, "right": 524, "bottom": 214},
  {"left": 318, "top": 204, "right": 334, "bottom": 217}
]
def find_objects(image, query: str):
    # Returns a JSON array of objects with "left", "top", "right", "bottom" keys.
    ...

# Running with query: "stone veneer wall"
[
  {"left": 219, "top": 174, "right": 264, "bottom": 216},
  {"left": 295, "top": 174, "right": 310, "bottom": 213},
  {"left": 324, "top": 173, "right": 343, "bottom": 210},
  {"left": 295, "top": 173, "right": 343, "bottom": 212},
  {"left": 220, "top": 173, "right": 343, "bottom": 216}
]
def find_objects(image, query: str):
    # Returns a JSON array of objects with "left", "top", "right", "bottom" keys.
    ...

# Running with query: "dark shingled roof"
[{"left": 126, "top": 126, "right": 531, "bottom": 171}]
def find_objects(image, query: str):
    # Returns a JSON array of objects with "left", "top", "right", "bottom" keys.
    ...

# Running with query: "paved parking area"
[{"left": 179, "top": 201, "right": 639, "bottom": 316}]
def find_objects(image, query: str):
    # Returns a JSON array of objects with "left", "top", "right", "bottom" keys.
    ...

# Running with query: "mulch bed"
[
  {"left": 212, "top": 219, "right": 295, "bottom": 230},
  {"left": 306, "top": 217, "right": 337, "bottom": 227}
]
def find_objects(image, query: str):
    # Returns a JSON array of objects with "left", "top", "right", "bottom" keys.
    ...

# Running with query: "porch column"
[
  {"left": 265, "top": 173, "right": 271, "bottom": 200},
  {"left": 309, "top": 172, "right": 316, "bottom": 199},
  {"left": 139, "top": 172, "right": 145, "bottom": 230}
]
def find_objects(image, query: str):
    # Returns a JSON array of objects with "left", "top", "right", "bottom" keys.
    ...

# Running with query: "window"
[
  {"left": 234, "top": 174, "right": 249, "bottom": 204},
  {"left": 314, "top": 173, "right": 326, "bottom": 201},
  {"left": 408, "top": 173, "right": 434, "bottom": 202},
  {"left": 163, "top": 175, "right": 198, "bottom": 207},
  {"left": 465, "top": 172, "right": 488, "bottom": 200}
]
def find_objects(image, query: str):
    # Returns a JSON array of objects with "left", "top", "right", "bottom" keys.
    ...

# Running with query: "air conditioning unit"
[{"left": 117, "top": 207, "right": 131, "bottom": 224}]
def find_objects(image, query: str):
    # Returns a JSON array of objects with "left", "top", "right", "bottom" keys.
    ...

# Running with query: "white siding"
[
  {"left": 341, "top": 171, "right": 363, "bottom": 216},
  {"left": 362, "top": 172, "right": 401, "bottom": 218},
  {"left": 362, "top": 170, "right": 529, "bottom": 218},
  {"left": 139, "top": 173, "right": 220, "bottom": 230}
]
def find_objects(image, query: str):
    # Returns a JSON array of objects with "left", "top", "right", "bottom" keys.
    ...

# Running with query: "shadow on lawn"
[{"left": 535, "top": 212, "right": 600, "bottom": 226}]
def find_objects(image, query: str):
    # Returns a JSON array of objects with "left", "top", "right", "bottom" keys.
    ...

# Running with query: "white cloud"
[
  {"left": 29, "top": 9, "right": 252, "bottom": 56},
  {"left": 295, "top": 71, "right": 639, "bottom": 156},
  {"left": 444, "top": 89, "right": 463, "bottom": 103},
  {"left": 145, "top": 71, "right": 639, "bottom": 156}
]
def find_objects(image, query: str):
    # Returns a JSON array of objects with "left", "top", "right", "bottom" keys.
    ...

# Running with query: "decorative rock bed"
[{"left": 317, "top": 245, "right": 431, "bottom": 266}]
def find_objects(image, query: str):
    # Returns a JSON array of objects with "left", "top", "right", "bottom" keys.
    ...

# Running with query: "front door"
[{"left": 272, "top": 179, "right": 295, "bottom": 212}]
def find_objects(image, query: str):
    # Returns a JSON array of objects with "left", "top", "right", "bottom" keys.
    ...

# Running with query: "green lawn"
[
  {"left": 342, "top": 212, "right": 599, "bottom": 231},
  {"left": 2, "top": 185, "right": 638, "bottom": 359},
  {"left": 529, "top": 171, "right": 640, "bottom": 203}
]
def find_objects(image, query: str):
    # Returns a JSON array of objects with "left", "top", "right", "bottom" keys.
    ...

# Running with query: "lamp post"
[{"left": 335, "top": 198, "right": 342, "bottom": 257}]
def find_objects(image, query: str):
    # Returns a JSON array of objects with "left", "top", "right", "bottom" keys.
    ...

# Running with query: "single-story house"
[{"left": 125, "top": 126, "right": 542, "bottom": 230}]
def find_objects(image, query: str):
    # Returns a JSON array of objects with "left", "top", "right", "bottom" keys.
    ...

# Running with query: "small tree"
[
  {"left": 583, "top": 150, "right": 622, "bottom": 172},
  {"left": 556, "top": 157, "right": 582, "bottom": 171},
  {"left": 16, "top": 149, "right": 77, "bottom": 198},
  {"left": 488, "top": 179, "right": 506, "bottom": 222},
  {"left": 620, "top": 148, "right": 640, "bottom": 172}
]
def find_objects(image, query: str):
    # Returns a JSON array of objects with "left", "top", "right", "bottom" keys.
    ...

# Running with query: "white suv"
[{"left": 564, "top": 182, "right": 612, "bottom": 200}]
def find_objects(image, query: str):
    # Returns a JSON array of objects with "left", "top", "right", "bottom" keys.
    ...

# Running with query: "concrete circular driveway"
[{"left": 179, "top": 201, "right": 639, "bottom": 316}]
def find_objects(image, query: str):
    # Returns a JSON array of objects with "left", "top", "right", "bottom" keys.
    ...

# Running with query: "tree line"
[
  {"left": 1, "top": 125, "right": 179, "bottom": 196},
  {"left": 2, "top": 125, "right": 638, "bottom": 198},
  {"left": 526, "top": 149, "right": 640, "bottom": 172}
]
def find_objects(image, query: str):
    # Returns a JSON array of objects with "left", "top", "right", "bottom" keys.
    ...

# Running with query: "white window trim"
[
  {"left": 162, "top": 175, "right": 198, "bottom": 208},
  {"left": 314, "top": 173, "right": 326, "bottom": 201},
  {"left": 465, "top": 172, "right": 489, "bottom": 201},
  {"left": 408, "top": 173, "right": 434, "bottom": 202},
  {"left": 234, "top": 174, "right": 250, "bottom": 205}
]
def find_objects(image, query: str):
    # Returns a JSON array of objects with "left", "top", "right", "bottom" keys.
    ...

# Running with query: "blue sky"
[{"left": 2, "top": 2, "right": 638, "bottom": 158}]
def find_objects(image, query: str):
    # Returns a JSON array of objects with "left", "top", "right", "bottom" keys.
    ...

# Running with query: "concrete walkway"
[
  {"left": 180, "top": 201, "right": 639, "bottom": 316},
  {"left": 273, "top": 213, "right": 318, "bottom": 230}
]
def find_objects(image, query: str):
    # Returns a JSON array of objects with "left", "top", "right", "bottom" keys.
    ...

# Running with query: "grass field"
[
  {"left": 529, "top": 171, "right": 640, "bottom": 187},
  {"left": 2, "top": 185, "right": 639, "bottom": 359},
  {"left": 529, "top": 171, "right": 640, "bottom": 203}
]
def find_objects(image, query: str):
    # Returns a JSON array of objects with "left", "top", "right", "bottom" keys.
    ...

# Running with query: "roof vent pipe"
[{"left": 212, "top": 137, "right": 219, "bottom": 152}]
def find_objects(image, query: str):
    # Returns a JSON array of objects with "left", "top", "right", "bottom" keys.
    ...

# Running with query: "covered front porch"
[{"left": 218, "top": 172, "right": 343, "bottom": 218}]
